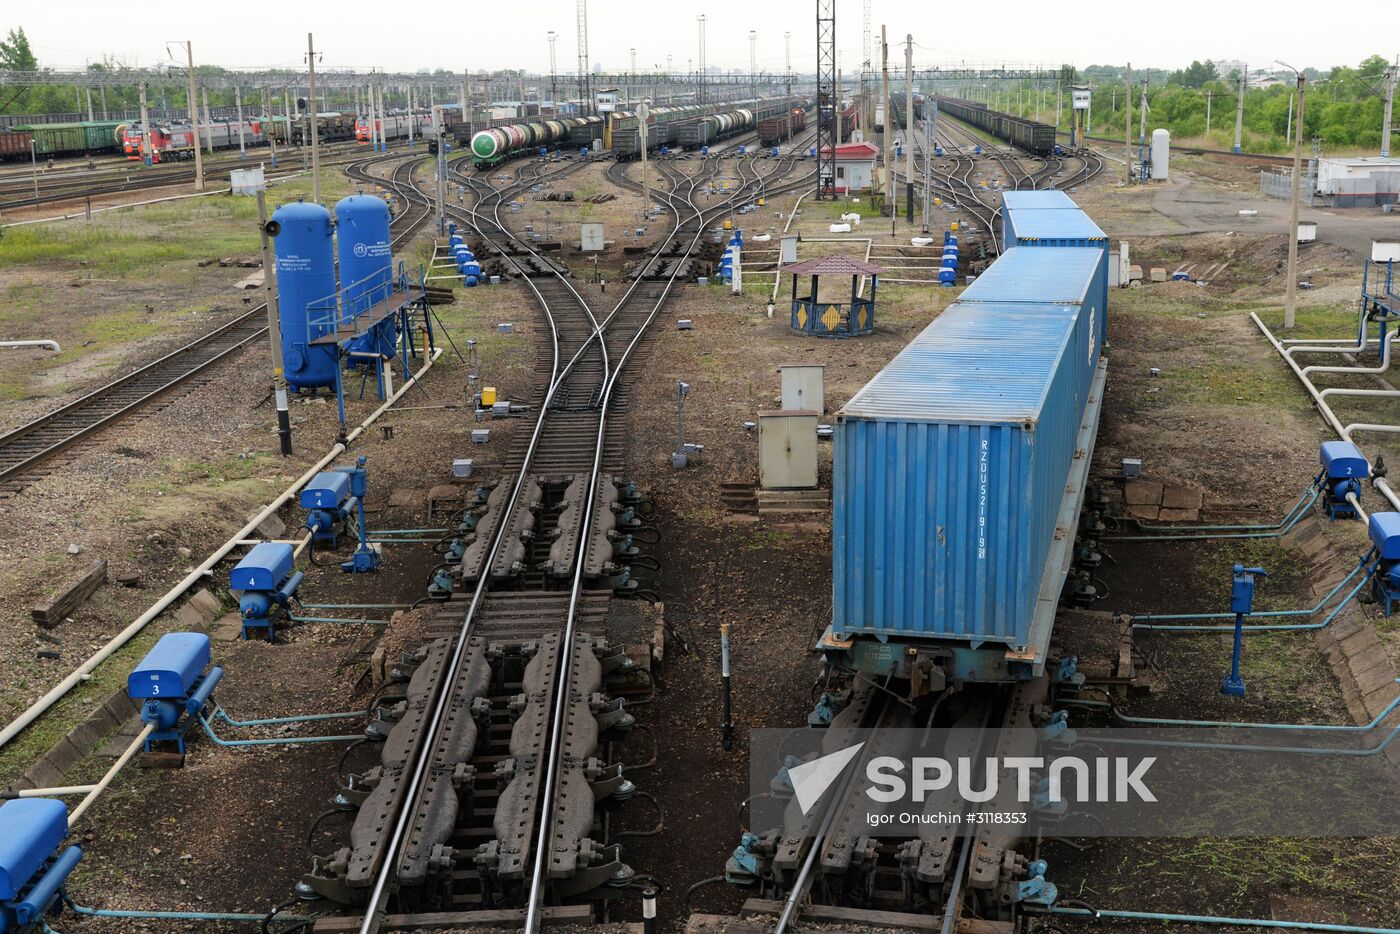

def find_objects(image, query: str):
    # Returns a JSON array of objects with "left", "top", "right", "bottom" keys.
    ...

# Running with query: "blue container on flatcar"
[
  {"left": 272, "top": 201, "right": 339, "bottom": 390},
  {"left": 832, "top": 297, "right": 1097, "bottom": 664},
  {"left": 1001, "top": 205, "right": 1108, "bottom": 254},
  {"left": 1000, "top": 190, "right": 1076, "bottom": 212},
  {"left": 335, "top": 194, "right": 397, "bottom": 365},
  {"left": 958, "top": 246, "right": 1107, "bottom": 372}
]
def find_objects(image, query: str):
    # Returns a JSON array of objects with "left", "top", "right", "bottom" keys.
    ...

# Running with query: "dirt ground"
[{"left": 5, "top": 143, "right": 1400, "bottom": 934}]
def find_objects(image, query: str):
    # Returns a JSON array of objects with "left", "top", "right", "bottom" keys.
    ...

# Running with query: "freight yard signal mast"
[
  {"left": 816, "top": 0, "right": 837, "bottom": 199},
  {"left": 577, "top": 0, "right": 590, "bottom": 115},
  {"left": 785, "top": 31, "right": 793, "bottom": 137},
  {"left": 1069, "top": 85, "right": 1091, "bottom": 147}
]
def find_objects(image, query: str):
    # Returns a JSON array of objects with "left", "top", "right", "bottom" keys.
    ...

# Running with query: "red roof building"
[{"left": 817, "top": 141, "right": 880, "bottom": 192}]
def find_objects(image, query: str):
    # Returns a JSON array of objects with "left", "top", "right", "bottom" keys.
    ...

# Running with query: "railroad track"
[
  {"left": 0, "top": 142, "right": 374, "bottom": 211},
  {"left": 293, "top": 145, "right": 814, "bottom": 933},
  {"left": 0, "top": 151, "right": 433, "bottom": 497},
  {"left": 893, "top": 115, "right": 1104, "bottom": 259},
  {"left": 746, "top": 674, "right": 1054, "bottom": 934}
]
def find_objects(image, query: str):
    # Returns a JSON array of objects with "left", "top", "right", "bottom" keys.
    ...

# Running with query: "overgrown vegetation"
[{"left": 947, "top": 54, "right": 1396, "bottom": 155}]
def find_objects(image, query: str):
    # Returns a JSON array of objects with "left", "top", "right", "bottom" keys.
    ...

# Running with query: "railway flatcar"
[
  {"left": 354, "top": 112, "right": 435, "bottom": 144},
  {"left": 821, "top": 194, "right": 1108, "bottom": 694}
]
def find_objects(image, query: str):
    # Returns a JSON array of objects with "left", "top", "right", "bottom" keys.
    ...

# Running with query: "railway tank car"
[
  {"left": 470, "top": 116, "right": 597, "bottom": 168},
  {"left": 820, "top": 193, "right": 1108, "bottom": 696}
]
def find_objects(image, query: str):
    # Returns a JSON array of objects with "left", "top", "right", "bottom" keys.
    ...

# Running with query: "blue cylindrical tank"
[
  {"left": 335, "top": 194, "right": 396, "bottom": 365},
  {"left": 272, "top": 201, "right": 338, "bottom": 391}
]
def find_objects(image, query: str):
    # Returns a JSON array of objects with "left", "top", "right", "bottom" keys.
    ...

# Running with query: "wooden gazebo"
[{"left": 780, "top": 254, "right": 884, "bottom": 338}]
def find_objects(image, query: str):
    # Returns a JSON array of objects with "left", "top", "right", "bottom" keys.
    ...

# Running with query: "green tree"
[
  {"left": 1168, "top": 60, "right": 1218, "bottom": 88},
  {"left": 0, "top": 27, "right": 37, "bottom": 70}
]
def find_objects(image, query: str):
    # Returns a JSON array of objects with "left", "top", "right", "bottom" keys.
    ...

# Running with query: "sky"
[{"left": 11, "top": 0, "right": 1389, "bottom": 76}]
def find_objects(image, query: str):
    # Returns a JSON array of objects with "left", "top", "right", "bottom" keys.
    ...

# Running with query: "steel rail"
[{"left": 351, "top": 153, "right": 608, "bottom": 934}]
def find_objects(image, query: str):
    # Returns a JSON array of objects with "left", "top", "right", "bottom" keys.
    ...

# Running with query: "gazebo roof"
[{"left": 780, "top": 255, "right": 886, "bottom": 277}]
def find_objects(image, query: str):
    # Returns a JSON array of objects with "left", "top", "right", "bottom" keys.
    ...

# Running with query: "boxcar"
[
  {"left": 0, "top": 129, "right": 33, "bottom": 159},
  {"left": 15, "top": 123, "right": 84, "bottom": 157}
]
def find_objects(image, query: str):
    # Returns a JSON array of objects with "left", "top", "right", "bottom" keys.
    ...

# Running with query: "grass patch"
[{"left": 0, "top": 623, "right": 179, "bottom": 786}]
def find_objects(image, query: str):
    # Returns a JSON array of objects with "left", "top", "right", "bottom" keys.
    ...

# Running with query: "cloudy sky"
[{"left": 13, "top": 0, "right": 1388, "bottom": 75}]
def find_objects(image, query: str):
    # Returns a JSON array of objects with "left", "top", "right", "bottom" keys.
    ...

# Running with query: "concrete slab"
[
  {"left": 1161, "top": 486, "right": 1204, "bottom": 511},
  {"left": 1124, "top": 481, "right": 1164, "bottom": 506},
  {"left": 212, "top": 612, "right": 245, "bottom": 642},
  {"left": 1157, "top": 507, "right": 1199, "bottom": 522}
]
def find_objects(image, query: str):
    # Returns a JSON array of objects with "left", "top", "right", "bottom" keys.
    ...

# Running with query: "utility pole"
[
  {"left": 460, "top": 72, "right": 469, "bottom": 129},
  {"left": 137, "top": 82, "right": 152, "bottom": 166},
  {"left": 882, "top": 26, "right": 893, "bottom": 226},
  {"left": 85, "top": 87, "right": 94, "bottom": 122},
  {"left": 434, "top": 106, "right": 447, "bottom": 234},
  {"left": 202, "top": 89, "right": 213, "bottom": 154},
  {"left": 1382, "top": 58, "right": 1396, "bottom": 159},
  {"left": 785, "top": 31, "right": 792, "bottom": 135},
  {"left": 547, "top": 32, "right": 558, "bottom": 114},
  {"left": 922, "top": 101, "right": 934, "bottom": 233},
  {"left": 862, "top": 0, "right": 872, "bottom": 131},
  {"left": 1233, "top": 66, "right": 1246, "bottom": 154},
  {"left": 307, "top": 32, "right": 321, "bottom": 204},
  {"left": 1282, "top": 64, "right": 1307, "bottom": 330},
  {"left": 1138, "top": 86, "right": 1147, "bottom": 147},
  {"left": 749, "top": 31, "right": 757, "bottom": 101},
  {"left": 1286, "top": 92, "right": 1294, "bottom": 148},
  {"left": 408, "top": 84, "right": 416, "bottom": 144},
  {"left": 904, "top": 34, "right": 914, "bottom": 222},
  {"left": 1124, "top": 63, "right": 1133, "bottom": 182},
  {"left": 256, "top": 187, "right": 294, "bottom": 457},
  {"left": 467, "top": 71, "right": 478, "bottom": 137},
  {"left": 1206, "top": 89, "right": 1212, "bottom": 134},
  {"left": 577, "top": 0, "right": 591, "bottom": 116},
  {"left": 263, "top": 87, "right": 278, "bottom": 166},
  {"left": 235, "top": 84, "right": 247, "bottom": 159},
  {"left": 697, "top": 15, "right": 707, "bottom": 105},
  {"left": 639, "top": 101, "right": 650, "bottom": 228},
  {"left": 179, "top": 41, "right": 205, "bottom": 190}
]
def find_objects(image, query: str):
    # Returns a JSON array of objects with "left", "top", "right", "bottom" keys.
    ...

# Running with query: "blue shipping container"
[
  {"left": 832, "top": 299, "right": 1092, "bottom": 650},
  {"left": 1002, "top": 206, "right": 1107, "bottom": 250},
  {"left": 959, "top": 246, "right": 1107, "bottom": 369},
  {"left": 1000, "top": 189, "right": 1076, "bottom": 212}
]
